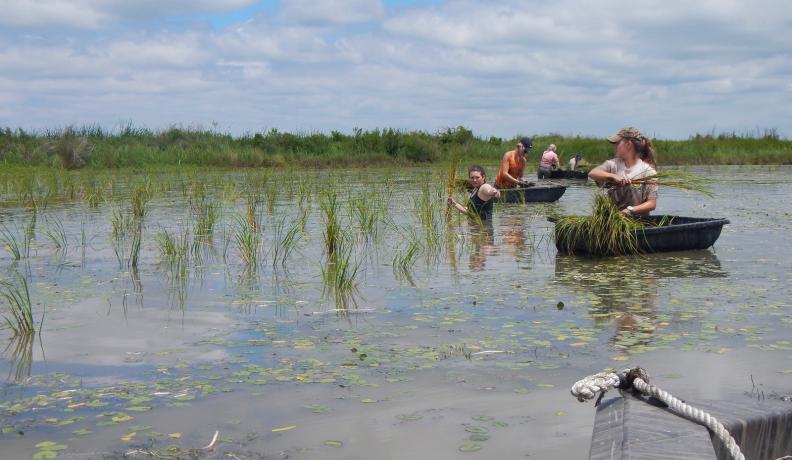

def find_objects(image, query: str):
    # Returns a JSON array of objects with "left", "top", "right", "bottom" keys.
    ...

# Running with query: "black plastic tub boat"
[
  {"left": 497, "top": 185, "right": 567, "bottom": 203},
  {"left": 545, "top": 169, "right": 589, "bottom": 179},
  {"left": 551, "top": 215, "right": 729, "bottom": 254}
]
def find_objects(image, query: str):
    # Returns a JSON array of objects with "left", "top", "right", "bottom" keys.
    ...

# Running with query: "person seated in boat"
[
  {"left": 588, "top": 127, "right": 658, "bottom": 216},
  {"left": 538, "top": 143, "right": 560, "bottom": 179},
  {"left": 569, "top": 152, "right": 582, "bottom": 170},
  {"left": 495, "top": 137, "right": 533, "bottom": 189},
  {"left": 448, "top": 165, "right": 501, "bottom": 221}
]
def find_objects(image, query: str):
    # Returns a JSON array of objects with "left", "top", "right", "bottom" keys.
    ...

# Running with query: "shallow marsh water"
[{"left": 1, "top": 165, "right": 791, "bottom": 459}]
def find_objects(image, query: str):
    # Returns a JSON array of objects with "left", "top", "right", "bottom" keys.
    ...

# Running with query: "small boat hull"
[
  {"left": 551, "top": 215, "right": 729, "bottom": 254},
  {"left": 544, "top": 169, "right": 589, "bottom": 179},
  {"left": 590, "top": 393, "right": 792, "bottom": 460},
  {"left": 497, "top": 185, "right": 567, "bottom": 203}
]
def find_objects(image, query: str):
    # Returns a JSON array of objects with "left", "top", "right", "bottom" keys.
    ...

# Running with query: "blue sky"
[{"left": 1, "top": 0, "right": 790, "bottom": 139}]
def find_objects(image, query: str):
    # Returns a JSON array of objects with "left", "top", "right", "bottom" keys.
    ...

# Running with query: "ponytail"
[{"left": 630, "top": 138, "right": 656, "bottom": 168}]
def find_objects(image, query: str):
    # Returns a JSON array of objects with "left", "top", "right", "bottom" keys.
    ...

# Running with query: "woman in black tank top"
[{"left": 448, "top": 165, "right": 501, "bottom": 220}]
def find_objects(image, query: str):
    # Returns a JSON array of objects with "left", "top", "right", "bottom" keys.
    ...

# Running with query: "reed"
[
  {"left": 271, "top": 216, "right": 304, "bottom": 269},
  {"left": 1, "top": 274, "right": 40, "bottom": 336},
  {"left": 44, "top": 214, "right": 68, "bottom": 255},
  {"left": 392, "top": 234, "right": 421, "bottom": 285},
  {"left": 128, "top": 222, "right": 142, "bottom": 268},
  {"left": 0, "top": 224, "right": 22, "bottom": 260},
  {"left": 626, "top": 169, "right": 713, "bottom": 196},
  {"left": 111, "top": 207, "right": 133, "bottom": 240},
  {"left": 234, "top": 214, "right": 261, "bottom": 268},
  {"left": 131, "top": 182, "right": 151, "bottom": 219},
  {"left": 321, "top": 232, "right": 361, "bottom": 310},
  {"left": 157, "top": 228, "right": 189, "bottom": 268},
  {"left": 321, "top": 191, "right": 342, "bottom": 257}
]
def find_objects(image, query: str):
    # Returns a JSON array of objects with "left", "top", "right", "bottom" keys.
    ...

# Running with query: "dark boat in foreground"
[
  {"left": 590, "top": 392, "right": 792, "bottom": 460},
  {"left": 551, "top": 215, "right": 729, "bottom": 254},
  {"left": 497, "top": 185, "right": 567, "bottom": 203}
]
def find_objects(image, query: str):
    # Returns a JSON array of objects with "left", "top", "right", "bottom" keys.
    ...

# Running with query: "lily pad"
[
  {"left": 459, "top": 443, "right": 482, "bottom": 452},
  {"left": 464, "top": 426, "right": 489, "bottom": 434}
]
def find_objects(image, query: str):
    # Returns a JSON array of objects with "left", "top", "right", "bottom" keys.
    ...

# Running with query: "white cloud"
[
  {"left": 0, "top": 0, "right": 790, "bottom": 138},
  {"left": 0, "top": 0, "right": 257, "bottom": 29},
  {"left": 280, "top": 0, "right": 385, "bottom": 24}
]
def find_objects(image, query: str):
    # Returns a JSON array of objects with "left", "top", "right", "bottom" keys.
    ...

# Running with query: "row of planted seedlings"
[{"left": 0, "top": 168, "right": 488, "bottom": 342}]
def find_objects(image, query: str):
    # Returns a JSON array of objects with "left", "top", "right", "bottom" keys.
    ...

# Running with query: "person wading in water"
[{"left": 448, "top": 165, "right": 501, "bottom": 220}]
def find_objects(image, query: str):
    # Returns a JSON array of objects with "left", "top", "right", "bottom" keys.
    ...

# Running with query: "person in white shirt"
[{"left": 588, "top": 127, "right": 658, "bottom": 216}]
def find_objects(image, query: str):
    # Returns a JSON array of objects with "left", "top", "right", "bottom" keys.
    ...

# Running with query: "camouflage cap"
[{"left": 607, "top": 127, "right": 647, "bottom": 143}]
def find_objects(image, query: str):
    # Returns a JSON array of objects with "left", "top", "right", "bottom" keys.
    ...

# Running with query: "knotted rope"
[{"left": 571, "top": 367, "right": 745, "bottom": 460}]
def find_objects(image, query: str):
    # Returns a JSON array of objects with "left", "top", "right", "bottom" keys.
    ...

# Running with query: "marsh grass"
[
  {"left": 128, "top": 222, "right": 142, "bottom": 268},
  {"left": 234, "top": 214, "right": 261, "bottom": 268},
  {"left": 626, "top": 169, "right": 713, "bottom": 196},
  {"left": 392, "top": 229, "right": 421, "bottom": 286},
  {"left": 111, "top": 207, "right": 133, "bottom": 240},
  {"left": 157, "top": 228, "right": 190, "bottom": 276},
  {"left": 131, "top": 181, "right": 152, "bottom": 219},
  {"left": 321, "top": 191, "right": 342, "bottom": 257},
  {"left": 554, "top": 193, "right": 648, "bottom": 256},
  {"left": 0, "top": 224, "right": 23, "bottom": 260},
  {"left": 321, "top": 232, "right": 362, "bottom": 310},
  {"left": 44, "top": 214, "right": 68, "bottom": 255},
  {"left": 271, "top": 215, "right": 304, "bottom": 269},
  {"left": 1, "top": 274, "right": 41, "bottom": 336}
]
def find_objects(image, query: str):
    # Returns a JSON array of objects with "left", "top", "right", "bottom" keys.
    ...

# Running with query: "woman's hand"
[
  {"left": 612, "top": 173, "right": 631, "bottom": 186},
  {"left": 447, "top": 196, "right": 456, "bottom": 207}
]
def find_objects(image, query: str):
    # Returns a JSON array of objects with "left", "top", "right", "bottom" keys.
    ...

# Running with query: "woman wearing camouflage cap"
[{"left": 588, "top": 127, "right": 658, "bottom": 216}]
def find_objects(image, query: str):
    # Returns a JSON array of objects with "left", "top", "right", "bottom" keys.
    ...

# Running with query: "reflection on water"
[
  {"left": 468, "top": 221, "right": 496, "bottom": 271},
  {"left": 554, "top": 251, "right": 727, "bottom": 349},
  {"left": 2, "top": 334, "right": 40, "bottom": 382}
]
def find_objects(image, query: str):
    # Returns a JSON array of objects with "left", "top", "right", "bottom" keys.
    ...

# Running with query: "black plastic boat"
[
  {"left": 497, "top": 185, "right": 567, "bottom": 203},
  {"left": 551, "top": 215, "right": 729, "bottom": 254},
  {"left": 544, "top": 169, "right": 589, "bottom": 179}
]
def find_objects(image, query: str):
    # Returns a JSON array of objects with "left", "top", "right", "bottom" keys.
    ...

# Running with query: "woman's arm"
[
  {"left": 589, "top": 165, "right": 629, "bottom": 186},
  {"left": 478, "top": 184, "right": 501, "bottom": 201},
  {"left": 447, "top": 196, "right": 468, "bottom": 214},
  {"left": 622, "top": 198, "right": 656, "bottom": 215}
]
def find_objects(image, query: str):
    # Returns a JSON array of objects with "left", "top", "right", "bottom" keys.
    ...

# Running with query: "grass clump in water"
[
  {"left": 554, "top": 193, "right": 647, "bottom": 256},
  {"left": 1, "top": 274, "right": 41, "bottom": 336}
]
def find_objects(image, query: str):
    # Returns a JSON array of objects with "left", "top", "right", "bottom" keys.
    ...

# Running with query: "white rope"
[{"left": 571, "top": 367, "right": 745, "bottom": 460}]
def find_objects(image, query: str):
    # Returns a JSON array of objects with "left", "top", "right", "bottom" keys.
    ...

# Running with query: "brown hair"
[
  {"left": 468, "top": 165, "right": 486, "bottom": 179},
  {"left": 628, "top": 138, "right": 656, "bottom": 168}
]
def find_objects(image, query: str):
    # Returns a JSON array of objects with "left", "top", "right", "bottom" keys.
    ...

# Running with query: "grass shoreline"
[{"left": 1, "top": 126, "right": 791, "bottom": 170}]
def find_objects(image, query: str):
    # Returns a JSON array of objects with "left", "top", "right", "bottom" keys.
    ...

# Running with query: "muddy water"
[{"left": 1, "top": 166, "right": 791, "bottom": 459}]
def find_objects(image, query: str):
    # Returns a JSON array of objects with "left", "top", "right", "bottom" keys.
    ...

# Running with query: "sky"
[{"left": 1, "top": 0, "right": 790, "bottom": 139}]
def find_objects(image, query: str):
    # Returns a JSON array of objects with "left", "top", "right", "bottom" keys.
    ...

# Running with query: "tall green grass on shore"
[{"left": 3, "top": 125, "right": 789, "bottom": 169}]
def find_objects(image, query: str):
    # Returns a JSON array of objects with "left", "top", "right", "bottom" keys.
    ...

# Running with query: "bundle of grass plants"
[
  {"left": 624, "top": 169, "right": 713, "bottom": 196},
  {"left": 555, "top": 169, "right": 714, "bottom": 256},
  {"left": 554, "top": 193, "right": 650, "bottom": 256}
]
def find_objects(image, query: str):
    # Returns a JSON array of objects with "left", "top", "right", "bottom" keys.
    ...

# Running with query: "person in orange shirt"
[{"left": 495, "top": 137, "right": 532, "bottom": 189}]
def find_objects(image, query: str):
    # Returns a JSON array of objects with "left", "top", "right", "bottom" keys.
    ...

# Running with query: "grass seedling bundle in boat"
[{"left": 554, "top": 169, "right": 712, "bottom": 256}]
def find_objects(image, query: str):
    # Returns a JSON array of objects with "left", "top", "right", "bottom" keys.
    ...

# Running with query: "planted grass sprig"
[
  {"left": 44, "top": 214, "right": 68, "bottom": 255},
  {"left": 1, "top": 274, "right": 42, "bottom": 336},
  {"left": 234, "top": 214, "right": 261, "bottom": 269}
]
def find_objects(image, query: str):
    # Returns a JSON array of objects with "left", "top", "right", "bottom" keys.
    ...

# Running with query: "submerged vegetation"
[{"left": 0, "top": 125, "right": 790, "bottom": 170}]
